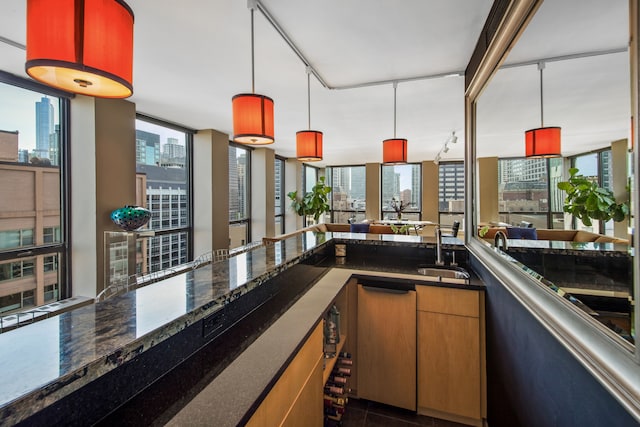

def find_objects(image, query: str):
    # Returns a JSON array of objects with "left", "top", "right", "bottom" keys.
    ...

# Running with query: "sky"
[{"left": 0, "top": 82, "right": 54, "bottom": 150}]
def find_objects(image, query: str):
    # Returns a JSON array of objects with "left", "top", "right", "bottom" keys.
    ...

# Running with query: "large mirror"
[{"left": 473, "top": 0, "right": 635, "bottom": 347}]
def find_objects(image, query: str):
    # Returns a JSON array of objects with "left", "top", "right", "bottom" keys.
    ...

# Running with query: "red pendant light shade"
[
  {"left": 296, "top": 130, "right": 323, "bottom": 162},
  {"left": 382, "top": 83, "right": 408, "bottom": 164},
  {"left": 232, "top": 94, "right": 275, "bottom": 145},
  {"left": 525, "top": 126, "right": 561, "bottom": 158},
  {"left": 525, "top": 62, "right": 561, "bottom": 158},
  {"left": 383, "top": 138, "right": 408, "bottom": 164},
  {"left": 26, "top": 0, "right": 134, "bottom": 98}
]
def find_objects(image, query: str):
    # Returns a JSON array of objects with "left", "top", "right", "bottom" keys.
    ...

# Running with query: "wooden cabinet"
[
  {"left": 357, "top": 284, "right": 416, "bottom": 411},
  {"left": 416, "top": 286, "right": 486, "bottom": 427},
  {"left": 246, "top": 323, "right": 324, "bottom": 427}
]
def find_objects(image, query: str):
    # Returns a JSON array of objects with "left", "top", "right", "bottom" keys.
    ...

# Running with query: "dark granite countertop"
[
  {"left": 499, "top": 238, "right": 631, "bottom": 257},
  {"left": 0, "top": 230, "right": 459, "bottom": 425}
]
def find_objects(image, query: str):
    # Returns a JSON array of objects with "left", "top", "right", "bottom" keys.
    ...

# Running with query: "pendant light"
[
  {"left": 232, "top": 1, "right": 274, "bottom": 145},
  {"left": 25, "top": 0, "right": 134, "bottom": 98},
  {"left": 296, "top": 67, "right": 323, "bottom": 162},
  {"left": 525, "top": 62, "right": 561, "bottom": 157},
  {"left": 383, "top": 82, "right": 408, "bottom": 164}
]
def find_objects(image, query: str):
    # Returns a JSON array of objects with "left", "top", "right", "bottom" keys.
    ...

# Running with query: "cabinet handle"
[{"left": 361, "top": 285, "right": 410, "bottom": 294}]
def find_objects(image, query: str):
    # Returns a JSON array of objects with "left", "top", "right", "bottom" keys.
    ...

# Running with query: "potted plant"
[
  {"left": 390, "top": 198, "right": 410, "bottom": 220},
  {"left": 287, "top": 176, "right": 332, "bottom": 225},
  {"left": 557, "top": 167, "right": 629, "bottom": 226}
]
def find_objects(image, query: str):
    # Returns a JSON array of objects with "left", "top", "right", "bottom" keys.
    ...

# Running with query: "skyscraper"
[
  {"left": 136, "top": 130, "right": 161, "bottom": 166},
  {"left": 35, "top": 97, "right": 54, "bottom": 160}
]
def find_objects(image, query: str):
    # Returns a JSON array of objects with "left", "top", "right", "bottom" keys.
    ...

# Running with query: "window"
[
  {"left": 275, "top": 157, "right": 285, "bottom": 234},
  {"left": 438, "top": 162, "right": 464, "bottom": 227},
  {"left": 0, "top": 229, "right": 34, "bottom": 250},
  {"left": 229, "top": 144, "right": 250, "bottom": 248},
  {"left": 134, "top": 117, "right": 192, "bottom": 276},
  {"left": 381, "top": 163, "right": 421, "bottom": 220},
  {"left": 0, "top": 260, "right": 35, "bottom": 282},
  {"left": 43, "top": 227, "right": 61, "bottom": 244},
  {"left": 43, "top": 255, "right": 58, "bottom": 272},
  {"left": 0, "top": 289, "right": 36, "bottom": 314},
  {"left": 304, "top": 164, "right": 318, "bottom": 194},
  {"left": 327, "top": 166, "right": 366, "bottom": 223},
  {"left": 0, "top": 73, "right": 69, "bottom": 314},
  {"left": 570, "top": 150, "right": 614, "bottom": 234},
  {"left": 497, "top": 157, "right": 564, "bottom": 229},
  {"left": 44, "top": 284, "right": 58, "bottom": 302}
]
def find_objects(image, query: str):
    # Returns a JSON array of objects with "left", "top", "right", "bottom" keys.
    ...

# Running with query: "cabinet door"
[
  {"left": 282, "top": 355, "right": 324, "bottom": 427},
  {"left": 418, "top": 311, "right": 481, "bottom": 419},
  {"left": 357, "top": 285, "right": 416, "bottom": 411}
]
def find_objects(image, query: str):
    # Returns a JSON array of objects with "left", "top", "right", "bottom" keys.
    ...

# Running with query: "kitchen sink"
[{"left": 416, "top": 265, "right": 471, "bottom": 283}]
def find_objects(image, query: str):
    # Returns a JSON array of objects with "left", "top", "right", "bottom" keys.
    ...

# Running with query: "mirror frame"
[{"left": 464, "top": 0, "right": 640, "bottom": 419}]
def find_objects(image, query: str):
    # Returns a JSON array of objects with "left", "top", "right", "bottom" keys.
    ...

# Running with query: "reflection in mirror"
[{"left": 475, "top": 0, "right": 634, "bottom": 344}]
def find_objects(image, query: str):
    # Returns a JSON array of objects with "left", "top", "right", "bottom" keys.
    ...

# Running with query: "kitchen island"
[{"left": 0, "top": 231, "right": 468, "bottom": 426}]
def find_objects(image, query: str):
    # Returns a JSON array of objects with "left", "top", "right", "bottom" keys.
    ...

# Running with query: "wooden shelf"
[{"left": 322, "top": 334, "right": 347, "bottom": 385}]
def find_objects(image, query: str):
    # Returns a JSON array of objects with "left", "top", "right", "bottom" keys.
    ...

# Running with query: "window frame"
[
  {"left": 135, "top": 114, "right": 194, "bottom": 273},
  {"left": 0, "top": 71, "right": 71, "bottom": 302},
  {"left": 275, "top": 156, "right": 285, "bottom": 234},
  {"left": 438, "top": 161, "right": 465, "bottom": 226},
  {"left": 380, "top": 162, "right": 423, "bottom": 220},
  {"left": 327, "top": 165, "right": 367, "bottom": 224},
  {"left": 496, "top": 156, "right": 561, "bottom": 229},
  {"left": 568, "top": 148, "right": 614, "bottom": 233},
  {"left": 229, "top": 142, "right": 251, "bottom": 248}
]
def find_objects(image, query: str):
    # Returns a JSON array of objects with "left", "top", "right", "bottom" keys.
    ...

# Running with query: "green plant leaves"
[
  {"left": 287, "top": 176, "right": 332, "bottom": 222},
  {"left": 556, "top": 167, "right": 629, "bottom": 226}
]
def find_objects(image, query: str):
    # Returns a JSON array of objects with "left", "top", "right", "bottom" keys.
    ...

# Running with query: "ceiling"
[{"left": 0, "top": 0, "right": 630, "bottom": 165}]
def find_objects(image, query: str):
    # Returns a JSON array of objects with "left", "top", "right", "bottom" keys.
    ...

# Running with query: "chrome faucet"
[
  {"left": 434, "top": 226, "right": 444, "bottom": 265},
  {"left": 494, "top": 230, "right": 508, "bottom": 251}
]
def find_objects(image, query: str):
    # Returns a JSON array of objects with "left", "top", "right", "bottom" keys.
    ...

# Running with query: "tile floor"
[{"left": 340, "top": 398, "right": 470, "bottom": 427}]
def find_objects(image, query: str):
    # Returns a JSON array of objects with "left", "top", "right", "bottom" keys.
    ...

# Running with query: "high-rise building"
[
  {"left": 411, "top": 165, "right": 421, "bottom": 207},
  {"left": 135, "top": 164, "right": 188, "bottom": 272},
  {"left": 35, "top": 97, "right": 53, "bottom": 161},
  {"left": 438, "top": 162, "right": 465, "bottom": 212},
  {"left": 136, "top": 130, "right": 161, "bottom": 166},
  {"left": 350, "top": 167, "right": 366, "bottom": 202},
  {"left": 161, "top": 137, "right": 186, "bottom": 167},
  {"left": 381, "top": 166, "right": 400, "bottom": 208}
]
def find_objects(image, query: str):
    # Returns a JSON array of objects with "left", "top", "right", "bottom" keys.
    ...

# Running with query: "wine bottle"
[
  {"left": 338, "top": 351, "right": 351, "bottom": 358},
  {"left": 324, "top": 384, "right": 344, "bottom": 395},
  {"left": 329, "top": 375, "right": 347, "bottom": 384},
  {"left": 324, "top": 394, "right": 347, "bottom": 406},
  {"left": 333, "top": 366, "right": 351, "bottom": 376},
  {"left": 337, "top": 357, "right": 353, "bottom": 366}
]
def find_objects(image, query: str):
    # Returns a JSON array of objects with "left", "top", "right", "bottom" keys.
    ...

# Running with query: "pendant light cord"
[
  {"left": 250, "top": 8, "right": 256, "bottom": 93},
  {"left": 393, "top": 81, "right": 398, "bottom": 138},
  {"left": 307, "top": 67, "right": 312, "bottom": 129},
  {"left": 538, "top": 61, "right": 545, "bottom": 127}
]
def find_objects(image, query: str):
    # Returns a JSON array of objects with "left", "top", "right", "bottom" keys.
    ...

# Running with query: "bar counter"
[{"left": 0, "top": 231, "right": 463, "bottom": 426}]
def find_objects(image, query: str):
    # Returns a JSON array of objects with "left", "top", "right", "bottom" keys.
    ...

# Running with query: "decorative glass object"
[{"left": 110, "top": 205, "right": 151, "bottom": 231}]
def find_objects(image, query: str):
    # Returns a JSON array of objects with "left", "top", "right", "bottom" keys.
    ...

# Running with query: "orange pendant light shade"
[
  {"left": 26, "top": 0, "right": 134, "bottom": 98},
  {"left": 232, "top": 93, "right": 275, "bottom": 145},
  {"left": 383, "top": 138, "right": 408, "bottom": 164},
  {"left": 296, "top": 130, "right": 323, "bottom": 162},
  {"left": 525, "top": 126, "right": 561, "bottom": 158}
]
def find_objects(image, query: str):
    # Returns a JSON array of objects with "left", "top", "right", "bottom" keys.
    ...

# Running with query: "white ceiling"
[{"left": 0, "top": 0, "right": 630, "bottom": 165}]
